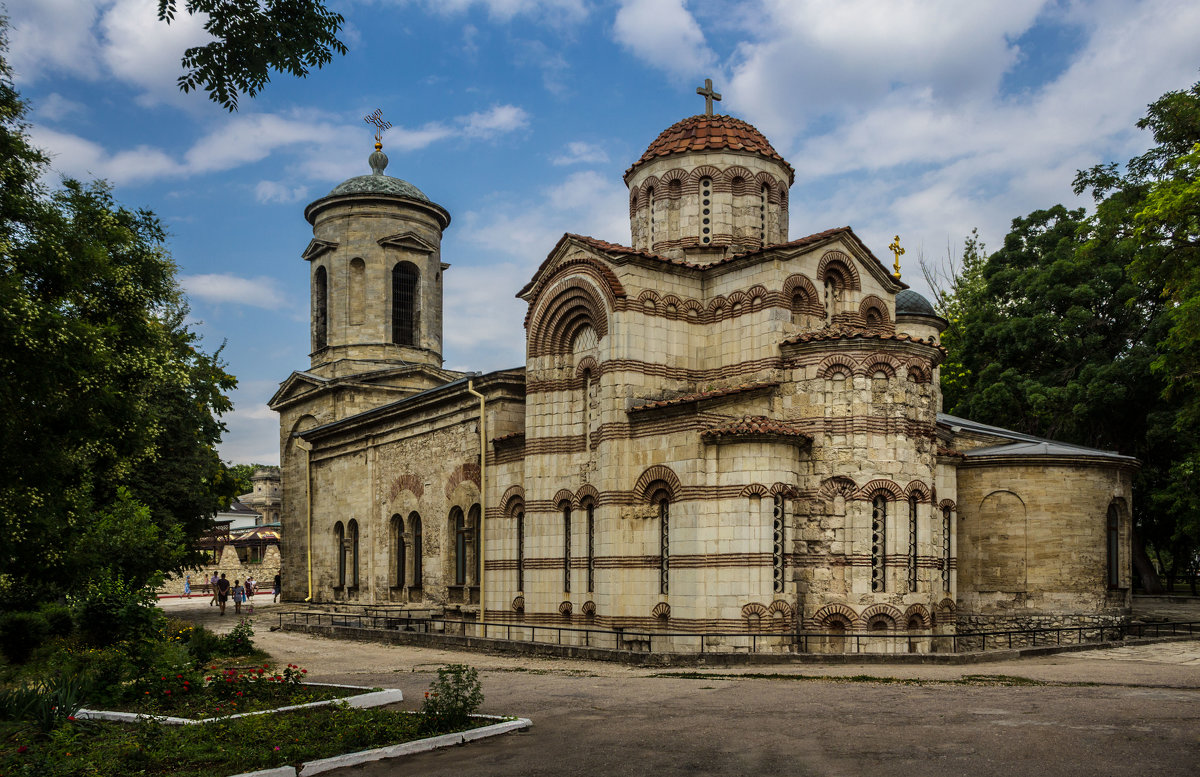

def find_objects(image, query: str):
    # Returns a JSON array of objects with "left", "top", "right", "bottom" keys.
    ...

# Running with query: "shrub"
[
  {"left": 219, "top": 618, "right": 255, "bottom": 656},
  {"left": 72, "top": 572, "right": 162, "bottom": 648},
  {"left": 0, "top": 611, "right": 49, "bottom": 664},
  {"left": 0, "top": 673, "right": 89, "bottom": 735},
  {"left": 185, "top": 624, "right": 222, "bottom": 665},
  {"left": 419, "top": 664, "right": 483, "bottom": 732},
  {"left": 38, "top": 603, "right": 74, "bottom": 639}
]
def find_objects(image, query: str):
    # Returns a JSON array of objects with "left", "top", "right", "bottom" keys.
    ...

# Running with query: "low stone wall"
[
  {"left": 955, "top": 612, "right": 1127, "bottom": 651},
  {"left": 158, "top": 545, "right": 281, "bottom": 597}
]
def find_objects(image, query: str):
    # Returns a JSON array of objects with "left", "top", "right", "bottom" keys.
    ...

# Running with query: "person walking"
[
  {"left": 183, "top": 573, "right": 191, "bottom": 598},
  {"left": 209, "top": 572, "right": 220, "bottom": 606},
  {"left": 232, "top": 579, "right": 245, "bottom": 615},
  {"left": 216, "top": 573, "right": 230, "bottom": 615},
  {"left": 246, "top": 575, "right": 256, "bottom": 598},
  {"left": 272, "top": 573, "right": 281, "bottom": 603}
]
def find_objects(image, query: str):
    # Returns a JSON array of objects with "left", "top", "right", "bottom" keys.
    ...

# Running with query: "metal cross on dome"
[
  {"left": 696, "top": 78, "right": 722, "bottom": 115},
  {"left": 888, "top": 235, "right": 906, "bottom": 280},
  {"left": 363, "top": 109, "right": 392, "bottom": 142}
]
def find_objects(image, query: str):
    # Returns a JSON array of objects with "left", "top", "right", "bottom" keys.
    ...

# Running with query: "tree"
[
  {"left": 0, "top": 29, "right": 237, "bottom": 608},
  {"left": 225, "top": 462, "right": 277, "bottom": 499},
  {"left": 158, "top": 0, "right": 347, "bottom": 111}
]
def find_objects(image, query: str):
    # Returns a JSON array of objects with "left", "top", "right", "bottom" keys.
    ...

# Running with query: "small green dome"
[
  {"left": 326, "top": 148, "right": 430, "bottom": 202},
  {"left": 895, "top": 289, "right": 936, "bottom": 316}
]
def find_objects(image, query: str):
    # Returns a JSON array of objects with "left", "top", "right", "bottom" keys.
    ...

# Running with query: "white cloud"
[
  {"left": 459, "top": 104, "right": 531, "bottom": 138},
  {"left": 255, "top": 180, "right": 310, "bottom": 204},
  {"left": 28, "top": 125, "right": 184, "bottom": 184},
  {"left": 181, "top": 273, "right": 290, "bottom": 310},
  {"left": 33, "top": 92, "right": 88, "bottom": 122},
  {"left": 424, "top": 0, "right": 589, "bottom": 25},
  {"left": 98, "top": 0, "right": 214, "bottom": 106},
  {"left": 553, "top": 141, "right": 609, "bottom": 166},
  {"left": 5, "top": 0, "right": 103, "bottom": 81},
  {"left": 613, "top": 0, "right": 716, "bottom": 80}
]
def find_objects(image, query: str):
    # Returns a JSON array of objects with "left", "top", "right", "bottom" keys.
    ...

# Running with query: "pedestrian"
[
  {"left": 216, "top": 573, "right": 230, "bottom": 615},
  {"left": 209, "top": 572, "right": 220, "bottom": 606},
  {"left": 246, "top": 575, "right": 256, "bottom": 598},
  {"left": 183, "top": 573, "right": 191, "bottom": 598},
  {"left": 272, "top": 572, "right": 281, "bottom": 603},
  {"left": 232, "top": 579, "right": 245, "bottom": 615}
]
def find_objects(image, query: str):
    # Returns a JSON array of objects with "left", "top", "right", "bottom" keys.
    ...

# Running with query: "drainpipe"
[
  {"left": 294, "top": 437, "right": 314, "bottom": 602},
  {"left": 466, "top": 379, "right": 486, "bottom": 624}
]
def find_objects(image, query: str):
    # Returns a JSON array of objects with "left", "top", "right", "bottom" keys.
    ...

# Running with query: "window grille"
[
  {"left": 942, "top": 506, "right": 951, "bottom": 592},
  {"left": 772, "top": 493, "right": 785, "bottom": 594},
  {"left": 313, "top": 266, "right": 328, "bottom": 350},
  {"left": 871, "top": 496, "right": 887, "bottom": 592},
  {"left": 658, "top": 494, "right": 670, "bottom": 595},
  {"left": 411, "top": 514, "right": 423, "bottom": 585},
  {"left": 586, "top": 503, "right": 595, "bottom": 593},
  {"left": 908, "top": 495, "right": 919, "bottom": 592},
  {"left": 452, "top": 507, "right": 466, "bottom": 586},
  {"left": 516, "top": 510, "right": 525, "bottom": 592},
  {"left": 392, "top": 263, "right": 418, "bottom": 346},
  {"left": 563, "top": 505, "right": 572, "bottom": 593}
]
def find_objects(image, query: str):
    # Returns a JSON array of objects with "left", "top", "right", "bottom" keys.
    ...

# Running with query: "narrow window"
[
  {"left": 452, "top": 507, "right": 466, "bottom": 586},
  {"left": 469, "top": 504, "right": 481, "bottom": 586},
  {"left": 871, "top": 495, "right": 887, "bottom": 592},
  {"left": 942, "top": 505, "right": 952, "bottom": 592},
  {"left": 392, "top": 514, "right": 405, "bottom": 588},
  {"left": 334, "top": 521, "right": 345, "bottom": 588},
  {"left": 411, "top": 514, "right": 423, "bottom": 586},
  {"left": 392, "top": 262, "right": 418, "bottom": 346},
  {"left": 655, "top": 490, "right": 671, "bottom": 595},
  {"left": 586, "top": 502, "right": 596, "bottom": 593},
  {"left": 700, "top": 178, "right": 712, "bottom": 244},
  {"left": 347, "top": 519, "right": 359, "bottom": 588},
  {"left": 562, "top": 504, "right": 572, "bottom": 593},
  {"left": 908, "top": 495, "right": 919, "bottom": 592},
  {"left": 313, "top": 265, "right": 328, "bottom": 351},
  {"left": 348, "top": 257, "right": 365, "bottom": 326},
  {"left": 772, "top": 493, "right": 785, "bottom": 594},
  {"left": 759, "top": 184, "right": 768, "bottom": 244},
  {"left": 647, "top": 187, "right": 656, "bottom": 247},
  {"left": 582, "top": 369, "right": 592, "bottom": 452},
  {"left": 516, "top": 509, "right": 525, "bottom": 592},
  {"left": 1107, "top": 503, "right": 1120, "bottom": 588}
]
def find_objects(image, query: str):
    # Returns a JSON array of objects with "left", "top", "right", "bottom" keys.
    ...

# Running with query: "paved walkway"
[{"left": 160, "top": 598, "right": 1200, "bottom": 776}]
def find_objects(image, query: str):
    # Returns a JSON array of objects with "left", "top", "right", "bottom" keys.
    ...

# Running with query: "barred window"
[
  {"left": 772, "top": 493, "right": 785, "bottom": 594},
  {"left": 563, "top": 504, "right": 572, "bottom": 593},
  {"left": 313, "top": 265, "right": 328, "bottom": 350},
  {"left": 871, "top": 496, "right": 887, "bottom": 592},
  {"left": 392, "top": 262, "right": 418, "bottom": 346},
  {"left": 908, "top": 495, "right": 919, "bottom": 592}
]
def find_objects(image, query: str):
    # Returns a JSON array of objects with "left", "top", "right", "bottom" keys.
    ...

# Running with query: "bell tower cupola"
[
  {"left": 301, "top": 137, "right": 451, "bottom": 377},
  {"left": 624, "top": 80, "right": 795, "bottom": 264}
]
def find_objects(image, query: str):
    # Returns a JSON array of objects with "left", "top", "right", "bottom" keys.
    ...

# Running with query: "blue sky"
[{"left": 6, "top": 0, "right": 1199, "bottom": 464}]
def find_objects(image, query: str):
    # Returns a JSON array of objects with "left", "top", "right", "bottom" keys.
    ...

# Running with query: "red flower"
[
  {"left": 165, "top": 690, "right": 171, "bottom": 695},
  {"left": 176, "top": 674, "right": 182, "bottom": 679},
  {"left": 67, "top": 716, "right": 75, "bottom": 721},
  {"left": 300, "top": 669, "right": 307, "bottom": 674},
  {"left": 237, "top": 691, "right": 243, "bottom": 697},
  {"left": 17, "top": 745, "right": 27, "bottom": 754}
]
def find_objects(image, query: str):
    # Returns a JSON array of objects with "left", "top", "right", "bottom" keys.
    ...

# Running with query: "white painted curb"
[{"left": 77, "top": 684, "right": 402, "bottom": 726}]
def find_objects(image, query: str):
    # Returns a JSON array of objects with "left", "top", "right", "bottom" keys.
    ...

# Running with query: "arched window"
[
  {"left": 451, "top": 506, "right": 466, "bottom": 586},
  {"left": 1107, "top": 502, "right": 1120, "bottom": 588},
  {"left": 772, "top": 493, "right": 785, "bottom": 594},
  {"left": 942, "top": 505, "right": 952, "bottom": 592},
  {"left": 334, "top": 520, "right": 345, "bottom": 588},
  {"left": 313, "top": 265, "right": 328, "bottom": 351},
  {"left": 647, "top": 186, "right": 656, "bottom": 246},
  {"left": 516, "top": 508, "right": 525, "bottom": 592},
  {"left": 585, "top": 501, "right": 596, "bottom": 593},
  {"left": 699, "top": 177, "right": 712, "bottom": 245},
  {"left": 411, "top": 514, "right": 423, "bottom": 587},
  {"left": 347, "top": 519, "right": 359, "bottom": 589},
  {"left": 392, "top": 262, "right": 419, "bottom": 346},
  {"left": 581, "top": 368, "right": 592, "bottom": 451},
  {"left": 908, "top": 495, "right": 919, "bottom": 592},
  {"left": 348, "top": 257, "right": 365, "bottom": 326},
  {"left": 468, "top": 504, "right": 481, "bottom": 586},
  {"left": 759, "top": 184, "right": 769, "bottom": 244},
  {"left": 562, "top": 503, "right": 572, "bottom": 593},
  {"left": 391, "top": 514, "right": 405, "bottom": 588},
  {"left": 871, "top": 495, "right": 887, "bottom": 593},
  {"left": 654, "top": 488, "right": 671, "bottom": 595}
]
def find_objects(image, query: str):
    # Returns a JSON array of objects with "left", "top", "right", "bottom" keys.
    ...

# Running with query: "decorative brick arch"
[
  {"left": 904, "top": 481, "right": 932, "bottom": 503},
  {"left": 861, "top": 603, "right": 902, "bottom": 628},
  {"left": 817, "top": 476, "right": 858, "bottom": 501},
  {"left": 444, "top": 462, "right": 481, "bottom": 500},
  {"left": 576, "top": 483, "right": 600, "bottom": 506},
  {"left": 529, "top": 277, "right": 609, "bottom": 358},
  {"left": 575, "top": 356, "right": 598, "bottom": 378},
  {"left": 904, "top": 603, "right": 933, "bottom": 629},
  {"left": 681, "top": 299, "right": 704, "bottom": 319},
  {"left": 812, "top": 603, "right": 857, "bottom": 627},
  {"left": 685, "top": 165, "right": 724, "bottom": 187},
  {"left": 500, "top": 485, "right": 525, "bottom": 518},
  {"left": 511, "top": 595, "right": 525, "bottom": 612},
  {"left": 746, "top": 284, "right": 768, "bottom": 305},
  {"left": 905, "top": 359, "right": 932, "bottom": 383},
  {"left": 726, "top": 290, "right": 748, "bottom": 310},
  {"left": 936, "top": 597, "right": 957, "bottom": 615},
  {"left": 637, "top": 289, "right": 660, "bottom": 310},
  {"left": 723, "top": 165, "right": 754, "bottom": 195},
  {"left": 863, "top": 356, "right": 900, "bottom": 378},
  {"left": 938, "top": 499, "right": 957, "bottom": 511},
  {"left": 652, "top": 601, "right": 671, "bottom": 619},
  {"left": 770, "top": 482, "right": 798, "bottom": 498},
  {"left": 754, "top": 171, "right": 784, "bottom": 202},
  {"left": 635, "top": 465, "right": 682, "bottom": 502},
  {"left": 638, "top": 176, "right": 660, "bottom": 209},
  {"left": 818, "top": 354, "right": 858, "bottom": 379},
  {"left": 708, "top": 295, "right": 728, "bottom": 314},
  {"left": 660, "top": 294, "right": 683, "bottom": 313},
  {"left": 582, "top": 600, "right": 597, "bottom": 616},
  {"left": 387, "top": 473, "right": 424, "bottom": 503},
  {"left": 742, "top": 602, "right": 769, "bottom": 622},
  {"left": 818, "top": 250, "right": 861, "bottom": 292},
  {"left": 658, "top": 167, "right": 688, "bottom": 195},
  {"left": 768, "top": 600, "right": 794, "bottom": 619},
  {"left": 783, "top": 274, "right": 823, "bottom": 318},
  {"left": 558, "top": 600, "right": 573, "bottom": 616},
  {"left": 741, "top": 483, "right": 770, "bottom": 498},
  {"left": 859, "top": 295, "right": 891, "bottom": 329},
  {"left": 553, "top": 488, "right": 576, "bottom": 509},
  {"left": 523, "top": 254, "right": 626, "bottom": 327},
  {"left": 857, "top": 479, "right": 905, "bottom": 502},
  {"left": 628, "top": 189, "right": 638, "bottom": 218}
]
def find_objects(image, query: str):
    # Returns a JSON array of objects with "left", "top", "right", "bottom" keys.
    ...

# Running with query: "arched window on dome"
[
  {"left": 760, "top": 184, "right": 769, "bottom": 246},
  {"left": 313, "top": 265, "right": 328, "bottom": 351},
  {"left": 699, "top": 178, "right": 713, "bottom": 245},
  {"left": 392, "top": 262, "right": 419, "bottom": 346},
  {"left": 667, "top": 178, "right": 682, "bottom": 239},
  {"left": 646, "top": 186, "right": 656, "bottom": 248}
]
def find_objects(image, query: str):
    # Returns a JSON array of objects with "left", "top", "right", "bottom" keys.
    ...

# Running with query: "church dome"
[
  {"left": 895, "top": 289, "right": 937, "bottom": 317},
  {"left": 625, "top": 114, "right": 795, "bottom": 184},
  {"left": 326, "top": 147, "right": 431, "bottom": 202}
]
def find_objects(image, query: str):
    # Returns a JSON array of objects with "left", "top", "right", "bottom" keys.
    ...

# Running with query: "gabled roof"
[
  {"left": 268, "top": 371, "right": 329, "bottom": 409},
  {"left": 937, "top": 413, "right": 1138, "bottom": 465}
]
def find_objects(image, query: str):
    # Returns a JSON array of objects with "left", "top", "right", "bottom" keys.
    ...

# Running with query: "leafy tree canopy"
[
  {"left": 157, "top": 0, "right": 347, "bottom": 111},
  {"left": 0, "top": 28, "right": 237, "bottom": 609}
]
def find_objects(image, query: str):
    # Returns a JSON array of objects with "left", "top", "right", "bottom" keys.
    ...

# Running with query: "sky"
[{"left": 6, "top": 0, "right": 1199, "bottom": 465}]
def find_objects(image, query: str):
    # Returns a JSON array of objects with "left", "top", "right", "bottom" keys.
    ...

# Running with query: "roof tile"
[{"left": 625, "top": 114, "right": 795, "bottom": 183}]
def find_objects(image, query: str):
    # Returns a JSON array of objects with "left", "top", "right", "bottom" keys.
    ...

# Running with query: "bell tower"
[{"left": 301, "top": 137, "right": 451, "bottom": 377}]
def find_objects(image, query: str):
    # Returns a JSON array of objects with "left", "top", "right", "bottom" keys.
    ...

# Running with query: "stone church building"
[{"left": 269, "top": 96, "right": 1137, "bottom": 648}]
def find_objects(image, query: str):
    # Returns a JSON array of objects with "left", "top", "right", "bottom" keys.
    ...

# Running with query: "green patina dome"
[
  {"left": 326, "top": 148, "right": 431, "bottom": 202},
  {"left": 895, "top": 289, "right": 937, "bottom": 316}
]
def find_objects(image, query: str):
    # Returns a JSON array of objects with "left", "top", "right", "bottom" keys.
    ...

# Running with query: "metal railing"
[{"left": 274, "top": 609, "right": 1200, "bottom": 655}]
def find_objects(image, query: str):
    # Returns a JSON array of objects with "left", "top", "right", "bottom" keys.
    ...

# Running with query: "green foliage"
[
  {"left": 157, "top": 0, "right": 347, "bottom": 111},
  {"left": 220, "top": 618, "right": 256, "bottom": 656},
  {"left": 71, "top": 572, "right": 163, "bottom": 649},
  {"left": 419, "top": 664, "right": 483, "bottom": 732},
  {"left": 0, "top": 26, "right": 238, "bottom": 614},
  {"left": 224, "top": 463, "right": 275, "bottom": 501},
  {"left": 0, "top": 612, "right": 48, "bottom": 664},
  {"left": 37, "top": 604, "right": 73, "bottom": 639},
  {"left": 0, "top": 673, "right": 89, "bottom": 735}
]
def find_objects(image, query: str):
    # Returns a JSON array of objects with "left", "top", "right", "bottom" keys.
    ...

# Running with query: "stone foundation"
[{"left": 955, "top": 612, "right": 1128, "bottom": 650}]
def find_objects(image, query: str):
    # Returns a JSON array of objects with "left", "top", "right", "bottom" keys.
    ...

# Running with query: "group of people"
[{"left": 181, "top": 571, "right": 282, "bottom": 615}]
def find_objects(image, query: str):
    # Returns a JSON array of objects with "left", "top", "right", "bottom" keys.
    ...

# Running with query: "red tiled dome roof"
[{"left": 625, "top": 114, "right": 794, "bottom": 183}]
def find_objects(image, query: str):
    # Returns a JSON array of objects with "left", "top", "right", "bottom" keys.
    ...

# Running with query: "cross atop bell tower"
[{"left": 696, "top": 78, "right": 722, "bottom": 115}]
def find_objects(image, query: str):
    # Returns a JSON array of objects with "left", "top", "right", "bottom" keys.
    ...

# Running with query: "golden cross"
[
  {"left": 696, "top": 78, "right": 722, "bottom": 116},
  {"left": 363, "top": 109, "right": 392, "bottom": 143},
  {"left": 888, "top": 235, "right": 905, "bottom": 279}
]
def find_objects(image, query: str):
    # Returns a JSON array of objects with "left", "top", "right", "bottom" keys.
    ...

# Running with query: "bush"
[
  {"left": 185, "top": 625, "right": 222, "bottom": 665},
  {"left": 0, "top": 673, "right": 89, "bottom": 734},
  {"left": 419, "top": 664, "right": 483, "bottom": 732},
  {"left": 72, "top": 572, "right": 162, "bottom": 648},
  {"left": 0, "top": 611, "right": 49, "bottom": 664},
  {"left": 219, "top": 618, "right": 255, "bottom": 656},
  {"left": 38, "top": 603, "right": 74, "bottom": 638}
]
